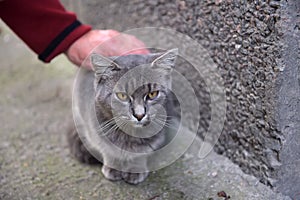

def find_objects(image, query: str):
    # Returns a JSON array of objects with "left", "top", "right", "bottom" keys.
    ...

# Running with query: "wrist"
[{"left": 65, "top": 30, "right": 93, "bottom": 68}]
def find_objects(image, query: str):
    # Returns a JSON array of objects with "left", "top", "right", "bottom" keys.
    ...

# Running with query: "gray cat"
[{"left": 68, "top": 49, "right": 178, "bottom": 184}]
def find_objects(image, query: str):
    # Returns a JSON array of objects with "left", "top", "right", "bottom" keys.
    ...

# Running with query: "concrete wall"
[
  {"left": 61, "top": 0, "right": 300, "bottom": 197},
  {"left": 275, "top": 0, "right": 300, "bottom": 196}
]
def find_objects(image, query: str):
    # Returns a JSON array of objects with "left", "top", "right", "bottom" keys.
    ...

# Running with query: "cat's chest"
[{"left": 105, "top": 130, "right": 165, "bottom": 153}]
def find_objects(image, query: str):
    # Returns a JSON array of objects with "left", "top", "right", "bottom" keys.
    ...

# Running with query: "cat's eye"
[
  {"left": 116, "top": 92, "right": 128, "bottom": 101},
  {"left": 147, "top": 91, "right": 159, "bottom": 100}
]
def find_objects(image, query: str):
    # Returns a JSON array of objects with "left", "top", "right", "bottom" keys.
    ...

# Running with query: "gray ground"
[{"left": 0, "top": 21, "right": 291, "bottom": 200}]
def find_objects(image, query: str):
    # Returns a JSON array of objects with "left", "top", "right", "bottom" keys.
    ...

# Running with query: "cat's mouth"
[
  {"left": 118, "top": 115, "right": 151, "bottom": 128},
  {"left": 132, "top": 121, "right": 148, "bottom": 128}
]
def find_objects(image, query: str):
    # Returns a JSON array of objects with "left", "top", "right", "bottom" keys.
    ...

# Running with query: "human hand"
[{"left": 65, "top": 30, "right": 149, "bottom": 69}]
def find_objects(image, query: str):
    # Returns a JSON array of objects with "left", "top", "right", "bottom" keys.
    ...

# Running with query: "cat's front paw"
[
  {"left": 101, "top": 165, "right": 122, "bottom": 181},
  {"left": 122, "top": 172, "right": 149, "bottom": 185}
]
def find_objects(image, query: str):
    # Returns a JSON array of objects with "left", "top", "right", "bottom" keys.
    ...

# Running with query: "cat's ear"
[
  {"left": 91, "top": 53, "right": 119, "bottom": 75},
  {"left": 151, "top": 48, "right": 178, "bottom": 70}
]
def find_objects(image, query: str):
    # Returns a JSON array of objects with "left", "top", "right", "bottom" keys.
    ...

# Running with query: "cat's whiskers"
[
  {"left": 97, "top": 116, "right": 123, "bottom": 135},
  {"left": 151, "top": 120, "right": 164, "bottom": 129},
  {"left": 155, "top": 114, "right": 173, "bottom": 119},
  {"left": 156, "top": 120, "right": 174, "bottom": 128},
  {"left": 97, "top": 123, "right": 115, "bottom": 134},
  {"left": 117, "top": 120, "right": 131, "bottom": 134},
  {"left": 155, "top": 115, "right": 174, "bottom": 124},
  {"left": 97, "top": 116, "right": 120, "bottom": 130},
  {"left": 100, "top": 123, "right": 121, "bottom": 136},
  {"left": 105, "top": 119, "right": 131, "bottom": 136},
  {"left": 153, "top": 117, "right": 177, "bottom": 130}
]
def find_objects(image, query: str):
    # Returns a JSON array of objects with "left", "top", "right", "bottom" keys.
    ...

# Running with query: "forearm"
[{"left": 0, "top": 0, "right": 91, "bottom": 62}]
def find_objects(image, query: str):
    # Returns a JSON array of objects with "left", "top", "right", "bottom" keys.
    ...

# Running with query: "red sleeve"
[{"left": 0, "top": 0, "right": 92, "bottom": 62}]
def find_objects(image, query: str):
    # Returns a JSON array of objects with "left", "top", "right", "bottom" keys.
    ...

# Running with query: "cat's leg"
[
  {"left": 67, "top": 126, "right": 100, "bottom": 164},
  {"left": 122, "top": 171, "right": 149, "bottom": 185},
  {"left": 121, "top": 157, "right": 149, "bottom": 185},
  {"left": 101, "top": 165, "right": 122, "bottom": 181},
  {"left": 101, "top": 154, "right": 122, "bottom": 181}
]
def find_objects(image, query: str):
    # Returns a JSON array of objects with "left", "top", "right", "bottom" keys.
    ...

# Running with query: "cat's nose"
[
  {"left": 133, "top": 105, "right": 146, "bottom": 121},
  {"left": 133, "top": 113, "right": 145, "bottom": 121}
]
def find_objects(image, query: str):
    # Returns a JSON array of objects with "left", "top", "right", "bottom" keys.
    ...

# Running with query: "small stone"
[
  {"left": 211, "top": 171, "right": 218, "bottom": 177},
  {"left": 3, "top": 34, "right": 11, "bottom": 43},
  {"left": 178, "top": 1, "right": 187, "bottom": 10},
  {"left": 215, "top": 0, "right": 223, "bottom": 6},
  {"left": 235, "top": 44, "right": 241, "bottom": 49}
]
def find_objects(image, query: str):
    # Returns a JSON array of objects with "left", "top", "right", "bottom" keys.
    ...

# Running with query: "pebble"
[
  {"left": 211, "top": 171, "right": 218, "bottom": 177},
  {"left": 235, "top": 44, "right": 241, "bottom": 50},
  {"left": 3, "top": 34, "right": 11, "bottom": 43}
]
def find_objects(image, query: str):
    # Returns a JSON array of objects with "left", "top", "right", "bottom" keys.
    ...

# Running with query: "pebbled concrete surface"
[{"left": 0, "top": 21, "right": 291, "bottom": 199}]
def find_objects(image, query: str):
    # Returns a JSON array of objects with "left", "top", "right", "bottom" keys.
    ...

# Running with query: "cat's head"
[{"left": 91, "top": 49, "right": 178, "bottom": 129}]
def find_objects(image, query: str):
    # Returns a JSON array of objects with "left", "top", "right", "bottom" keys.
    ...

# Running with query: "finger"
[
  {"left": 121, "top": 48, "right": 150, "bottom": 55},
  {"left": 129, "top": 49, "right": 150, "bottom": 55}
]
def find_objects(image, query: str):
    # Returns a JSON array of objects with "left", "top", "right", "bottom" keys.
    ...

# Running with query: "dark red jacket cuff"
[
  {"left": 39, "top": 21, "right": 91, "bottom": 62},
  {"left": 0, "top": 0, "right": 92, "bottom": 63}
]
